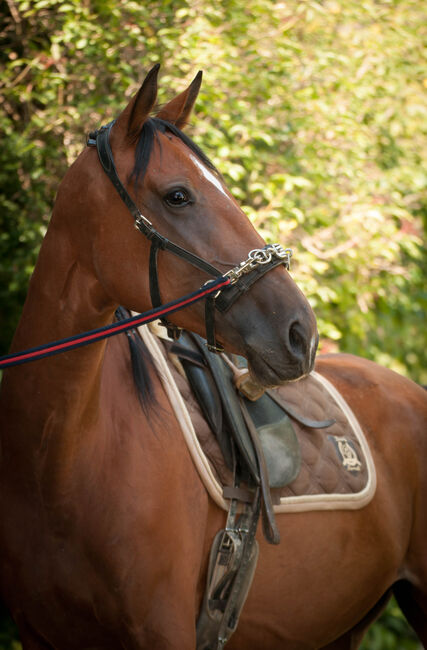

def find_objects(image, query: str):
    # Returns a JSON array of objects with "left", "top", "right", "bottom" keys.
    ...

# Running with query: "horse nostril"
[{"left": 288, "top": 321, "right": 307, "bottom": 359}]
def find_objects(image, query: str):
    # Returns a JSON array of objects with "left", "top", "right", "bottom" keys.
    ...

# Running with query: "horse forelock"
[{"left": 130, "top": 117, "right": 219, "bottom": 188}]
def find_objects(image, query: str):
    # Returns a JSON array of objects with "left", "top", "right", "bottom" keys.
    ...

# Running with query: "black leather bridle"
[{"left": 87, "top": 121, "right": 292, "bottom": 351}]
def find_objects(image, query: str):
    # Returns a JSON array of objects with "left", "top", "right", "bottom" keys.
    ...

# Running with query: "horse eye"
[{"left": 164, "top": 188, "right": 191, "bottom": 207}]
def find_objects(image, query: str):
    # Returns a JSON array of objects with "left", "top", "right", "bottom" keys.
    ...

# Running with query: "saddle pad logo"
[{"left": 328, "top": 436, "right": 362, "bottom": 473}]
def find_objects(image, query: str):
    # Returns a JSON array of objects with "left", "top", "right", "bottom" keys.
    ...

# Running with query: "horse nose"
[{"left": 287, "top": 320, "right": 318, "bottom": 373}]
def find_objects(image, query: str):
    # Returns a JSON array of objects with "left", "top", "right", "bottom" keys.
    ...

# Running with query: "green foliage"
[
  {"left": 0, "top": 0, "right": 426, "bottom": 646},
  {"left": 0, "top": 601, "right": 20, "bottom": 650},
  {"left": 361, "top": 598, "right": 422, "bottom": 650}
]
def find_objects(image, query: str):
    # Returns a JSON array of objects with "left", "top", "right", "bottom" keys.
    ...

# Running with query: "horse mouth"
[{"left": 246, "top": 349, "right": 309, "bottom": 387}]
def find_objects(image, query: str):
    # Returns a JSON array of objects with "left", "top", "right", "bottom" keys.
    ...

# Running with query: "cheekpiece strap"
[{"left": 149, "top": 240, "right": 181, "bottom": 339}]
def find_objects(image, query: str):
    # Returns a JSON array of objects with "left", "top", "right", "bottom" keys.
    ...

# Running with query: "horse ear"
[
  {"left": 114, "top": 64, "right": 160, "bottom": 141},
  {"left": 156, "top": 71, "right": 203, "bottom": 129}
]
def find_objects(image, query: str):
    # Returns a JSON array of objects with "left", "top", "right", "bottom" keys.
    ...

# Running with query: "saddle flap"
[
  {"left": 256, "top": 419, "right": 301, "bottom": 488},
  {"left": 242, "top": 390, "right": 301, "bottom": 489},
  {"left": 174, "top": 332, "right": 260, "bottom": 483},
  {"left": 171, "top": 333, "right": 235, "bottom": 469}
]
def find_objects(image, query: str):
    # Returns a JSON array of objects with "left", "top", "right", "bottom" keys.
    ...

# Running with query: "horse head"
[{"left": 54, "top": 65, "right": 318, "bottom": 386}]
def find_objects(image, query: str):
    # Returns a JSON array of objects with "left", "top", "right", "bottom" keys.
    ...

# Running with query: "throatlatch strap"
[{"left": 149, "top": 241, "right": 162, "bottom": 307}]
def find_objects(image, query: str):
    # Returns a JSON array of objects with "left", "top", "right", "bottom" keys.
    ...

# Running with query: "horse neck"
[{"left": 1, "top": 218, "right": 118, "bottom": 461}]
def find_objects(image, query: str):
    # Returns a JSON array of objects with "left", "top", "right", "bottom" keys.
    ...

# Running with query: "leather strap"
[
  {"left": 190, "top": 333, "right": 260, "bottom": 484},
  {"left": 239, "top": 398, "right": 280, "bottom": 545},
  {"left": 222, "top": 485, "right": 254, "bottom": 503},
  {"left": 149, "top": 239, "right": 162, "bottom": 308},
  {"left": 149, "top": 240, "right": 181, "bottom": 339},
  {"left": 205, "top": 294, "right": 223, "bottom": 352}
]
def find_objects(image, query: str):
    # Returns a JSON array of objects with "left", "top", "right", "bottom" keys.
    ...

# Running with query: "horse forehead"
[
  {"left": 152, "top": 132, "right": 193, "bottom": 168},
  {"left": 154, "top": 134, "right": 227, "bottom": 194},
  {"left": 188, "top": 154, "right": 229, "bottom": 198}
]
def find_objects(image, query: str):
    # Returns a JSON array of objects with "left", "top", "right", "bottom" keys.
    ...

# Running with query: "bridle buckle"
[{"left": 225, "top": 244, "right": 292, "bottom": 285}]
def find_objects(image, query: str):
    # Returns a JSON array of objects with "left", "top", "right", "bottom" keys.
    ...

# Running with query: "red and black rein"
[{"left": 0, "top": 276, "right": 230, "bottom": 369}]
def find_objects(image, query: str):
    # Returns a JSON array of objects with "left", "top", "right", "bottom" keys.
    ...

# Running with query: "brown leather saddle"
[{"left": 171, "top": 331, "right": 334, "bottom": 496}]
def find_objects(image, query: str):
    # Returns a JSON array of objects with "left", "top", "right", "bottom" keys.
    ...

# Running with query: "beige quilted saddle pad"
[{"left": 138, "top": 323, "right": 376, "bottom": 514}]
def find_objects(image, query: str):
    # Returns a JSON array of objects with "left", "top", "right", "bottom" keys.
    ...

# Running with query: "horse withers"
[{"left": 0, "top": 66, "right": 426, "bottom": 649}]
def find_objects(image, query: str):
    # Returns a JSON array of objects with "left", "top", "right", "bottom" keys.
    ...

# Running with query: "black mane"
[{"left": 115, "top": 306, "right": 158, "bottom": 414}]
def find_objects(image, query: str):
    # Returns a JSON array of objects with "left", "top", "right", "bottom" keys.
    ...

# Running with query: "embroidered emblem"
[{"left": 329, "top": 436, "right": 362, "bottom": 473}]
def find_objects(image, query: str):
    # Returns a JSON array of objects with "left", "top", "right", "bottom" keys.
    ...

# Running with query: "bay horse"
[{"left": 0, "top": 66, "right": 426, "bottom": 650}]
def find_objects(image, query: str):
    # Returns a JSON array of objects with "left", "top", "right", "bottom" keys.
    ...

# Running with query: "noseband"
[{"left": 87, "top": 122, "right": 292, "bottom": 352}]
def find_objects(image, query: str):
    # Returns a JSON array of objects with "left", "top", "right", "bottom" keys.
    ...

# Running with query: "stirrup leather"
[{"left": 196, "top": 478, "right": 260, "bottom": 650}]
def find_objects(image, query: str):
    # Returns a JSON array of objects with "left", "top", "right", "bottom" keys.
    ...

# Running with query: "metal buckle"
[
  {"left": 225, "top": 244, "right": 292, "bottom": 285},
  {"left": 134, "top": 213, "right": 154, "bottom": 232}
]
